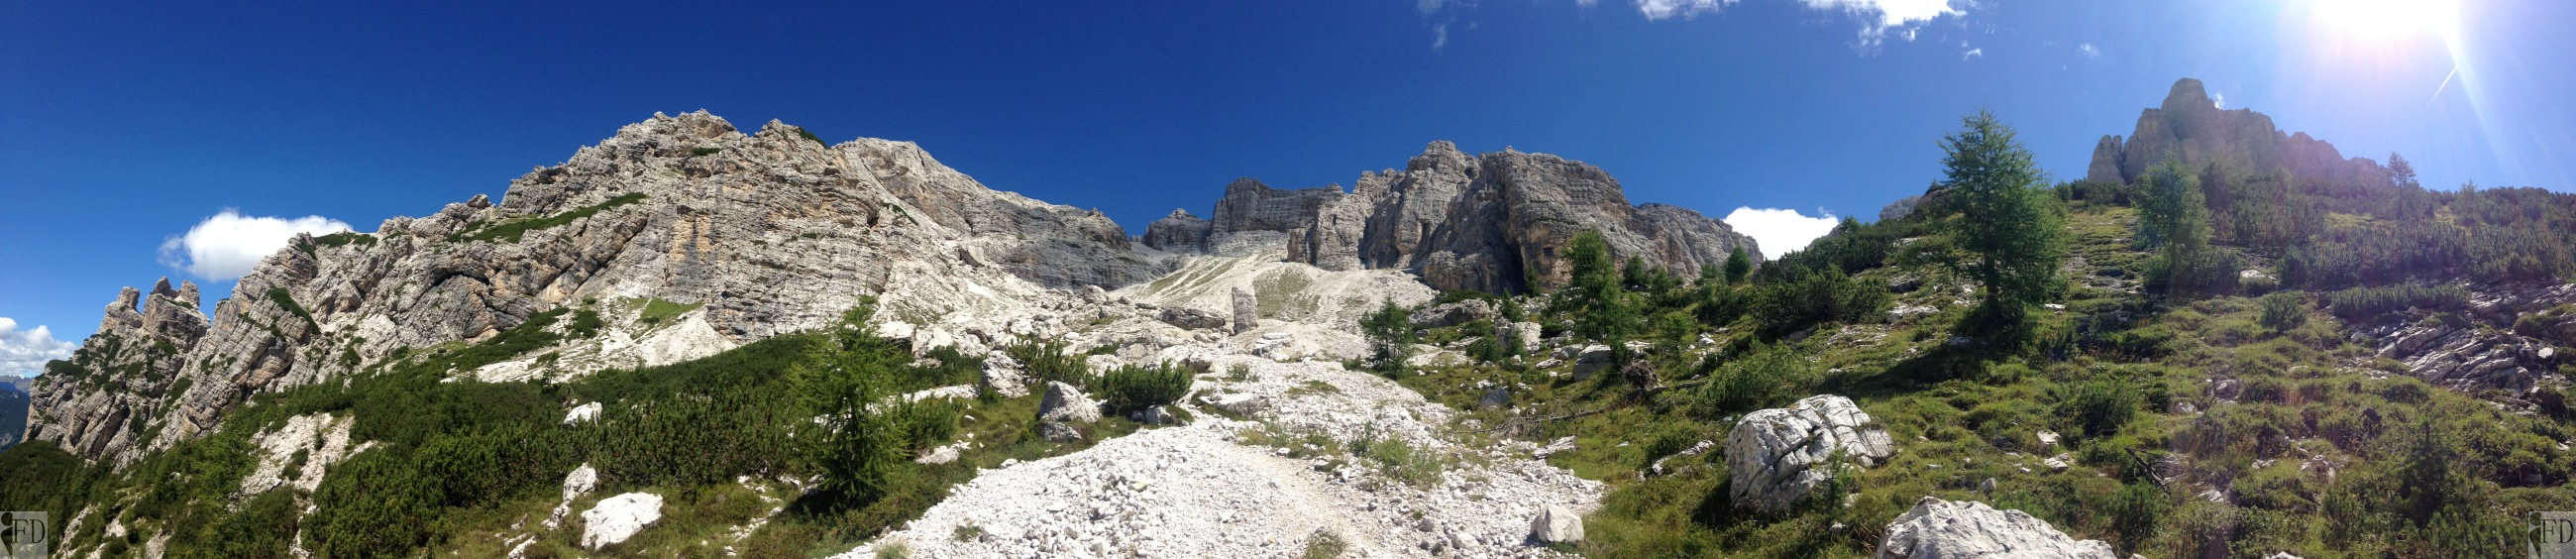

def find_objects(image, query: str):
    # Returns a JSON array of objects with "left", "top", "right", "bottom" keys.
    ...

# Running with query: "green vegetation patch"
[{"left": 454, "top": 192, "right": 648, "bottom": 244}]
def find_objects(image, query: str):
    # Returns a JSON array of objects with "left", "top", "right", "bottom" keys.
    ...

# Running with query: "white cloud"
[
  {"left": 0, "top": 317, "right": 77, "bottom": 376},
  {"left": 1962, "top": 47, "right": 1983, "bottom": 59},
  {"left": 2212, "top": 91, "right": 2225, "bottom": 108},
  {"left": 159, "top": 209, "right": 353, "bottom": 280},
  {"left": 1722, "top": 207, "right": 1842, "bottom": 260},
  {"left": 1434, "top": 22, "right": 1450, "bottom": 49},
  {"left": 1800, "top": 0, "right": 1959, "bottom": 29},
  {"left": 2078, "top": 43, "right": 2100, "bottom": 58},
  {"left": 1632, "top": 0, "right": 1964, "bottom": 49},
  {"left": 1635, "top": 0, "right": 1741, "bottom": 20}
]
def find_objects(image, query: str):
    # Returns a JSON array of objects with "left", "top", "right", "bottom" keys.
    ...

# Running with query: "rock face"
[
  {"left": 1141, "top": 143, "right": 1761, "bottom": 294},
  {"left": 1876, "top": 497, "right": 2117, "bottom": 559},
  {"left": 1141, "top": 209, "right": 1213, "bottom": 254},
  {"left": 27, "top": 111, "right": 1163, "bottom": 466},
  {"left": 1230, "top": 287, "right": 1257, "bottom": 334},
  {"left": 2360, "top": 281, "right": 2576, "bottom": 396},
  {"left": 1409, "top": 299, "right": 1497, "bottom": 329},
  {"left": 1725, "top": 394, "right": 1895, "bottom": 513},
  {"left": 2086, "top": 78, "right": 2389, "bottom": 187}
]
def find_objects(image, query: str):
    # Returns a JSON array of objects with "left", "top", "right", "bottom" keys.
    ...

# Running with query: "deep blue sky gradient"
[{"left": 4, "top": 0, "right": 2570, "bottom": 371}]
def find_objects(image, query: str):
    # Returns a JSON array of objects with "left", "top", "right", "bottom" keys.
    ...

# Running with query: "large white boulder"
[
  {"left": 1876, "top": 497, "right": 2117, "bottom": 559},
  {"left": 1037, "top": 381, "right": 1100, "bottom": 423},
  {"left": 1725, "top": 394, "right": 1895, "bottom": 512},
  {"left": 562, "top": 401, "right": 602, "bottom": 426},
  {"left": 1527, "top": 503, "right": 1585, "bottom": 544},
  {"left": 580, "top": 492, "right": 665, "bottom": 550}
]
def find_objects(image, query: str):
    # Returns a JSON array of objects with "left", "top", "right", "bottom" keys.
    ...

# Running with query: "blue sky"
[{"left": 3, "top": 0, "right": 2569, "bottom": 375}]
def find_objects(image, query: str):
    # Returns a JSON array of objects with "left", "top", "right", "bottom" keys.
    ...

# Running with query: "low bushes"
[
  {"left": 1096, "top": 362, "right": 1194, "bottom": 413},
  {"left": 2325, "top": 282, "right": 2467, "bottom": 321}
]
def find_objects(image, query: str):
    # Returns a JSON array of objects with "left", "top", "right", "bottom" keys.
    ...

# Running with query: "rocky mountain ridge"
[
  {"left": 2086, "top": 78, "right": 2389, "bottom": 186},
  {"left": 26, "top": 114, "right": 1767, "bottom": 468},
  {"left": 1144, "top": 142, "right": 1763, "bottom": 294},
  {"left": 29, "top": 112, "right": 1171, "bottom": 466}
]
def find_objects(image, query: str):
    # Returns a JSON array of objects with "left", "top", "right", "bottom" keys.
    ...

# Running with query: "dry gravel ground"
[{"left": 841, "top": 354, "right": 1601, "bottom": 559}]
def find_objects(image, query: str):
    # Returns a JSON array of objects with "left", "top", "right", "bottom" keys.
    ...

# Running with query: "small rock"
[{"left": 1038, "top": 422, "right": 1084, "bottom": 442}]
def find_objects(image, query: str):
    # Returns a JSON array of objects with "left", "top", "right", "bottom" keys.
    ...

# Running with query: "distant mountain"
[
  {"left": 2085, "top": 77, "right": 2388, "bottom": 186},
  {"left": 1143, "top": 142, "right": 1761, "bottom": 294},
  {"left": 0, "top": 382, "right": 27, "bottom": 451}
]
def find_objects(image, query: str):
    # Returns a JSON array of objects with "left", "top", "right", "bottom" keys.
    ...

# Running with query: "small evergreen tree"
[
  {"left": 1723, "top": 247, "right": 1755, "bottom": 284},
  {"left": 794, "top": 300, "right": 912, "bottom": 506},
  {"left": 1360, "top": 300, "right": 1416, "bottom": 377},
  {"left": 1553, "top": 231, "right": 1640, "bottom": 350},
  {"left": 1934, "top": 110, "right": 2067, "bottom": 343}
]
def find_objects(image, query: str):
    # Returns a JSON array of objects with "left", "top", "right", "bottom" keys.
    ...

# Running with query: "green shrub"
[
  {"left": 1096, "top": 362, "right": 1195, "bottom": 414},
  {"left": 2058, "top": 379, "right": 2138, "bottom": 438},
  {"left": 311, "top": 231, "right": 376, "bottom": 249},
  {"left": 794, "top": 126, "right": 828, "bottom": 146},
  {"left": 1008, "top": 341, "right": 1091, "bottom": 388},
  {"left": 265, "top": 287, "right": 316, "bottom": 328},
  {"left": 187, "top": 489, "right": 300, "bottom": 559},
  {"left": 2257, "top": 291, "right": 2306, "bottom": 333},
  {"left": 1700, "top": 342, "right": 1813, "bottom": 415},
  {"left": 2106, "top": 481, "right": 2167, "bottom": 552},
  {"left": 2326, "top": 282, "right": 2467, "bottom": 321},
  {"left": 309, "top": 449, "right": 437, "bottom": 557},
  {"left": 1749, "top": 266, "right": 1886, "bottom": 339},
  {"left": 455, "top": 192, "right": 648, "bottom": 244}
]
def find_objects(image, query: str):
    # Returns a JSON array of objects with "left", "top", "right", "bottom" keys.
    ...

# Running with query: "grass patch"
[{"left": 454, "top": 192, "right": 648, "bottom": 244}]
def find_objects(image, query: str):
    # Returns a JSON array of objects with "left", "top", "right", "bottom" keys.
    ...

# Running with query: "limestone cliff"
[
  {"left": 1143, "top": 142, "right": 1762, "bottom": 293},
  {"left": 27, "top": 111, "right": 1162, "bottom": 466},
  {"left": 2086, "top": 78, "right": 2389, "bottom": 186}
]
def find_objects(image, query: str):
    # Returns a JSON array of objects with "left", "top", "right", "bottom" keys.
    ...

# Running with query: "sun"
[{"left": 2311, "top": 0, "right": 2462, "bottom": 40}]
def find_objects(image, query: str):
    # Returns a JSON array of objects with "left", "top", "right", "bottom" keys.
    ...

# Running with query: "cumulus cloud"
[
  {"left": 1632, "top": 0, "right": 1963, "bottom": 49},
  {"left": 1434, "top": 22, "right": 1450, "bottom": 49},
  {"left": 1722, "top": 207, "right": 1842, "bottom": 260},
  {"left": 159, "top": 209, "right": 353, "bottom": 280},
  {"left": 2212, "top": 91, "right": 2225, "bottom": 108},
  {"left": 2078, "top": 43, "right": 2100, "bottom": 58},
  {"left": 0, "top": 317, "right": 77, "bottom": 376}
]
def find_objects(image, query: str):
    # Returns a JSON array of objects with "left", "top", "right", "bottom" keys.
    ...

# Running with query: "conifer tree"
[{"left": 1935, "top": 110, "right": 2066, "bottom": 340}]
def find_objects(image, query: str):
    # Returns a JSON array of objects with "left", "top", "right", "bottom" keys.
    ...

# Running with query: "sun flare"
[{"left": 2311, "top": 0, "right": 2461, "bottom": 39}]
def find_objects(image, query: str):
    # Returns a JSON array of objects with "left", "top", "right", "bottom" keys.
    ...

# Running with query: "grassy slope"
[
  {"left": 0, "top": 301, "right": 1166, "bottom": 559},
  {"left": 1395, "top": 201, "right": 2576, "bottom": 558}
]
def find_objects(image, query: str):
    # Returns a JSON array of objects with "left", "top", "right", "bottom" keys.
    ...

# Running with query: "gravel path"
[{"left": 842, "top": 355, "right": 1600, "bottom": 558}]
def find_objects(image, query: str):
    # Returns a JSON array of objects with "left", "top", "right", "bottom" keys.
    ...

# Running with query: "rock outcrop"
[
  {"left": 1142, "top": 143, "right": 1761, "bottom": 294},
  {"left": 580, "top": 492, "right": 664, "bottom": 550},
  {"left": 2086, "top": 78, "right": 2389, "bottom": 187},
  {"left": 28, "top": 111, "right": 1164, "bottom": 466},
  {"left": 2358, "top": 281, "right": 2576, "bottom": 397},
  {"left": 1875, "top": 497, "right": 2117, "bottom": 559},
  {"left": 1725, "top": 394, "right": 1895, "bottom": 513}
]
